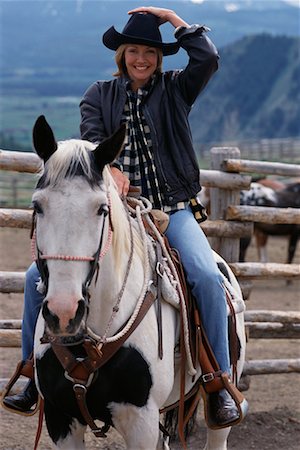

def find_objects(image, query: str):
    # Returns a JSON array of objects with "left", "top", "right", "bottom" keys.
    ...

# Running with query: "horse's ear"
[
  {"left": 93, "top": 124, "right": 126, "bottom": 172},
  {"left": 33, "top": 115, "right": 57, "bottom": 162}
]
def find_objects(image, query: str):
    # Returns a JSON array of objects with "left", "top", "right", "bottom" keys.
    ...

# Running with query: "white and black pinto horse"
[
  {"left": 32, "top": 116, "right": 247, "bottom": 450},
  {"left": 239, "top": 181, "right": 300, "bottom": 263}
]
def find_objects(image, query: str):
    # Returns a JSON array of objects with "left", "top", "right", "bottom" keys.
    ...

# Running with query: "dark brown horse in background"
[{"left": 239, "top": 180, "right": 300, "bottom": 264}]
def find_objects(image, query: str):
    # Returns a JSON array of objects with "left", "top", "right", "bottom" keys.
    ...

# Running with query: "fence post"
[{"left": 209, "top": 147, "right": 241, "bottom": 262}]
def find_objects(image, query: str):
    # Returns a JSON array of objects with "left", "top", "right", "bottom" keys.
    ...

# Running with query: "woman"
[
  {"left": 4, "top": 6, "right": 242, "bottom": 427},
  {"left": 80, "top": 6, "right": 241, "bottom": 427}
]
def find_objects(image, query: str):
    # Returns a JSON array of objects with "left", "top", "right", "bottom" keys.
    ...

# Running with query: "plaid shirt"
[{"left": 117, "top": 78, "right": 188, "bottom": 214}]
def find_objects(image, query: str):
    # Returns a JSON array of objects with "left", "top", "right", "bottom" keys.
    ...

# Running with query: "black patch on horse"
[{"left": 36, "top": 345, "right": 152, "bottom": 444}]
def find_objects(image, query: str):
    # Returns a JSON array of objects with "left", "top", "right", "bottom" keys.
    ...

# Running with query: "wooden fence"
[
  {"left": 0, "top": 147, "right": 299, "bottom": 392},
  {"left": 200, "top": 137, "right": 300, "bottom": 166}
]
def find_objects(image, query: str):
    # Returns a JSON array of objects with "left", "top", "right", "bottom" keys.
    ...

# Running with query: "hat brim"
[{"left": 102, "top": 26, "right": 179, "bottom": 56}]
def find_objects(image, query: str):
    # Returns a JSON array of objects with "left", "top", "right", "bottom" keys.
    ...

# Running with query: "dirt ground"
[{"left": 0, "top": 228, "right": 299, "bottom": 450}]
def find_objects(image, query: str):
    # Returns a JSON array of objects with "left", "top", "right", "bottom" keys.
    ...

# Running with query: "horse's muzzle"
[{"left": 42, "top": 298, "right": 87, "bottom": 344}]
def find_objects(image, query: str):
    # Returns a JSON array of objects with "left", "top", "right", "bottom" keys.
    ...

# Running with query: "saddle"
[{"left": 143, "top": 208, "right": 248, "bottom": 445}]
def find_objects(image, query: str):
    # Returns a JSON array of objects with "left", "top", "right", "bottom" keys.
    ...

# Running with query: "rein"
[
  {"left": 87, "top": 197, "right": 135, "bottom": 345},
  {"left": 87, "top": 195, "right": 153, "bottom": 347}
]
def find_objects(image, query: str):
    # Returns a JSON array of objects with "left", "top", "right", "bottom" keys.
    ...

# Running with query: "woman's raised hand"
[{"left": 127, "top": 6, "right": 189, "bottom": 28}]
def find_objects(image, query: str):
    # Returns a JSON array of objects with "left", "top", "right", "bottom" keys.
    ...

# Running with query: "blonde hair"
[{"left": 113, "top": 44, "right": 163, "bottom": 77}]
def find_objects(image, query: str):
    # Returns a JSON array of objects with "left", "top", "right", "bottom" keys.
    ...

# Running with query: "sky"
[{"left": 189, "top": 0, "right": 300, "bottom": 6}]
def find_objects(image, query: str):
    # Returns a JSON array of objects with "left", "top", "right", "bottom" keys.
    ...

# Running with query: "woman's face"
[{"left": 124, "top": 44, "right": 158, "bottom": 90}]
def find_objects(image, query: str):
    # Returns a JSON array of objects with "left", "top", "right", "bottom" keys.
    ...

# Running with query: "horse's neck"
[{"left": 88, "top": 240, "right": 146, "bottom": 337}]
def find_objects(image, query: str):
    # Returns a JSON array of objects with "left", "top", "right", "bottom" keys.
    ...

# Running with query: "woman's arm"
[
  {"left": 80, "top": 83, "right": 130, "bottom": 195},
  {"left": 80, "top": 82, "right": 106, "bottom": 144},
  {"left": 175, "top": 29, "right": 219, "bottom": 106}
]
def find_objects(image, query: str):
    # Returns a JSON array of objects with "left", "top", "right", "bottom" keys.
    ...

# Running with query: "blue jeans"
[
  {"left": 22, "top": 208, "right": 230, "bottom": 372},
  {"left": 22, "top": 262, "right": 44, "bottom": 360},
  {"left": 165, "top": 208, "right": 230, "bottom": 373}
]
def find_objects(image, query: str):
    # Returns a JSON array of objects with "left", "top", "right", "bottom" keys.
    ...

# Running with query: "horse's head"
[
  {"left": 240, "top": 182, "right": 277, "bottom": 206},
  {"left": 32, "top": 115, "right": 126, "bottom": 342}
]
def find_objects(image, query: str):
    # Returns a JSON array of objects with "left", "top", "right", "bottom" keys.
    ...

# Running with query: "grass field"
[{"left": 1, "top": 95, "right": 81, "bottom": 150}]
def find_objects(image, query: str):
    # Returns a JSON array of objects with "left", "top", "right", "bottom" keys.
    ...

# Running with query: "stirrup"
[
  {"left": 200, "top": 372, "right": 249, "bottom": 430},
  {"left": 0, "top": 360, "right": 41, "bottom": 417}
]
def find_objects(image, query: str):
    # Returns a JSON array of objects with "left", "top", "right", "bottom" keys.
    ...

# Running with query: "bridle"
[
  {"left": 30, "top": 191, "right": 142, "bottom": 350},
  {"left": 31, "top": 193, "right": 113, "bottom": 294}
]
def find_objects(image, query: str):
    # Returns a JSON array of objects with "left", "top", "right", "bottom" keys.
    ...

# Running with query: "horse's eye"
[
  {"left": 97, "top": 204, "right": 109, "bottom": 216},
  {"left": 32, "top": 201, "right": 43, "bottom": 215}
]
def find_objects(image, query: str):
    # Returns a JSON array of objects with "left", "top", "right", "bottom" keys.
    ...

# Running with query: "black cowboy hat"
[{"left": 102, "top": 12, "right": 179, "bottom": 56}]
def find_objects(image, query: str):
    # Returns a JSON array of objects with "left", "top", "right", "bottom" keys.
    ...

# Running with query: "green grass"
[{"left": 1, "top": 95, "right": 81, "bottom": 150}]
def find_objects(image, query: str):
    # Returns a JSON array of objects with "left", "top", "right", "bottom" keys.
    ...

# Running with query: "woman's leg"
[
  {"left": 3, "top": 263, "right": 44, "bottom": 412},
  {"left": 22, "top": 262, "right": 44, "bottom": 360},
  {"left": 165, "top": 208, "right": 230, "bottom": 373}
]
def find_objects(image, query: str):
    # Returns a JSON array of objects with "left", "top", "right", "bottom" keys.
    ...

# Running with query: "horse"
[
  {"left": 252, "top": 176, "right": 285, "bottom": 191},
  {"left": 239, "top": 181, "right": 300, "bottom": 263},
  {"left": 32, "top": 115, "right": 247, "bottom": 450}
]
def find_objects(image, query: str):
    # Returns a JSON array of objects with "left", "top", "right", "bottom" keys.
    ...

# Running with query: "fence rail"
[
  {"left": 200, "top": 137, "right": 300, "bottom": 166},
  {"left": 223, "top": 158, "right": 300, "bottom": 177},
  {"left": 0, "top": 147, "right": 299, "bottom": 389}
]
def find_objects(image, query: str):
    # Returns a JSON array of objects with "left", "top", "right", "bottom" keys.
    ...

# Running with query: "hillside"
[
  {"left": 1, "top": 0, "right": 299, "bottom": 94},
  {"left": 190, "top": 34, "right": 300, "bottom": 142},
  {"left": 0, "top": 0, "right": 299, "bottom": 150}
]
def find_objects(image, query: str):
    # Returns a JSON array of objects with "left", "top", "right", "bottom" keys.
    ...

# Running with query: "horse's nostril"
[
  {"left": 66, "top": 299, "right": 86, "bottom": 334},
  {"left": 42, "top": 300, "right": 60, "bottom": 332}
]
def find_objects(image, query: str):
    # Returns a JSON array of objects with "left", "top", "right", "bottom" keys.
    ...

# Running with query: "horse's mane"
[
  {"left": 39, "top": 139, "right": 143, "bottom": 274},
  {"left": 40, "top": 139, "right": 100, "bottom": 187},
  {"left": 104, "top": 171, "right": 144, "bottom": 274}
]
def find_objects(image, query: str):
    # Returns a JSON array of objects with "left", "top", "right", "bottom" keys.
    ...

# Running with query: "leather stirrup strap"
[
  {"left": 155, "top": 242, "right": 164, "bottom": 359},
  {"left": 0, "top": 356, "right": 40, "bottom": 418},
  {"left": 194, "top": 307, "right": 224, "bottom": 393},
  {"left": 183, "top": 387, "right": 202, "bottom": 430},
  {"left": 33, "top": 398, "right": 44, "bottom": 450},
  {"left": 1, "top": 360, "right": 27, "bottom": 400},
  {"left": 2, "top": 358, "right": 34, "bottom": 395},
  {"left": 177, "top": 297, "right": 188, "bottom": 450}
]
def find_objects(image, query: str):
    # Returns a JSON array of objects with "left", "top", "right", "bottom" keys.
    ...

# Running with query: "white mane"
[
  {"left": 42, "top": 139, "right": 97, "bottom": 186},
  {"left": 104, "top": 169, "right": 144, "bottom": 272}
]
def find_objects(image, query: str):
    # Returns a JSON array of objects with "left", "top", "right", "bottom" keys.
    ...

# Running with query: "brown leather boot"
[
  {"left": 2, "top": 379, "right": 38, "bottom": 413},
  {"left": 207, "top": 388, "right": 240, "bottom": 427}
]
